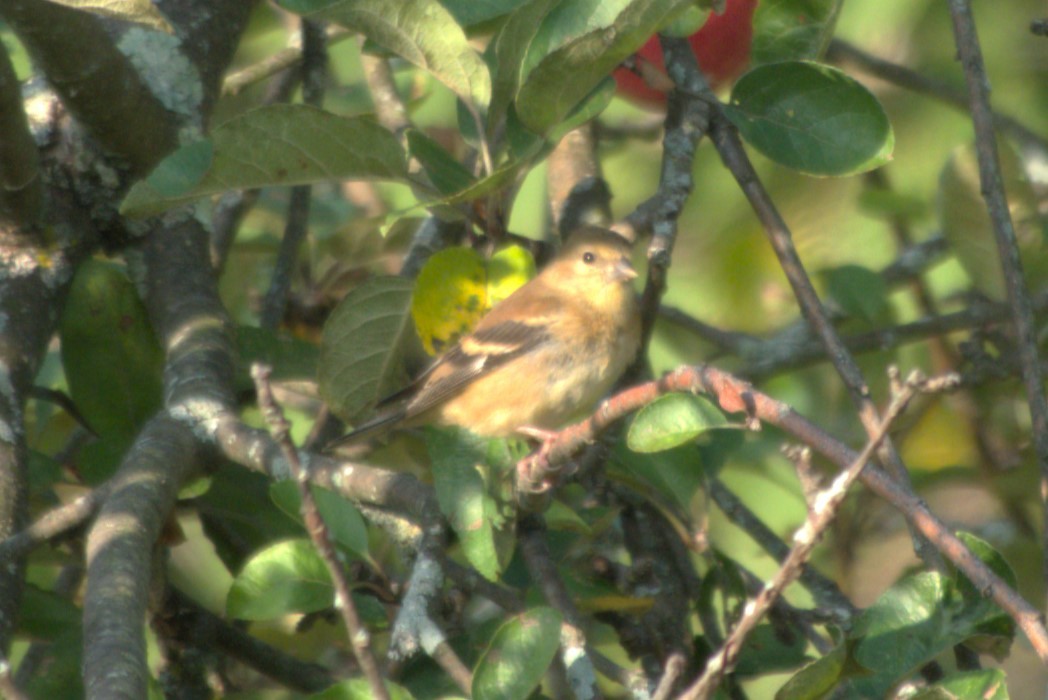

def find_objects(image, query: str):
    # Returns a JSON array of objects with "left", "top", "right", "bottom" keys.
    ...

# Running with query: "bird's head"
[{"left": 544, "top": 227, "right": 638, "bottom": 298}]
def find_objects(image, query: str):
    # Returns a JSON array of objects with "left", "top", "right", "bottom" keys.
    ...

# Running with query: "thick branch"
[
  {"left": 0, "top": 0, "right": 178, "bottom": 174},
  {"left": 82, "top": 215, "right": 235, "bottom": 698},
  {"left": 0, "top": 44, "right": 41, "bottom": 231},
  {"left": 83, "top": 414, "right": 201, "bottom": 699}
]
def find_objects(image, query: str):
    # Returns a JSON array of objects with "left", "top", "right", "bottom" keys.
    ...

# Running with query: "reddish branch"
[
  {"left": 516, "top": 364, "right": 1048, "bottom": 662},
  {"left": 683, "top": 371, "right": 946, "bottom": 698}
]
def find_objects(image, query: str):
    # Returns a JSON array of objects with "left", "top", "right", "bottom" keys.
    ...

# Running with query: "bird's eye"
[{"left": 582, "top": 252, "right": 596, "bottom": 264}]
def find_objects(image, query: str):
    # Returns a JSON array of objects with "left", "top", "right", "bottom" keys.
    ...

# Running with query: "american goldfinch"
[{"left": 334, "top": 226, "right": 641, "bottom": 444}]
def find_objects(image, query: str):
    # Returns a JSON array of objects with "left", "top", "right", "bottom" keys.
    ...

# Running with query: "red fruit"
[{"left": 614, "top": 0, "right": 757, "bottom": 107}]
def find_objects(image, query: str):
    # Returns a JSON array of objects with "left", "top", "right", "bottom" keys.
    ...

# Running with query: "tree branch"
[
  {"left": 0, "top": 43, "right": 41, "bottom": 232},
  {"left": 946, "top": 0, "right": 1048, "bottom": 609},
  {"left": 0, "top": 0, "right": 178, "bottom": 175},
  {"left": 253, "top": 364, "right": 389, "bottom": 700}
]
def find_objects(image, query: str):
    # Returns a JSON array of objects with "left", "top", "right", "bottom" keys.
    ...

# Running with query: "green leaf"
[
  {"left": 411, "top": 244, "right": 535, "bottom": 354},
  {"left": 310, "top": 678, "right": 416, "bottom": 700},
  {"left": 514, "top": 0, "right": 691, "bottom": 134},
  {"left": 733, "top": 624, "right": 810, "bottom": 678},
  {"left": 227, "top": 539, "right": 332, "bottom": 620},
  {"left": 269, "top": 481, "right": 370, "bottom": 557},
  {"left": 850, "top": 573, "right": 948, "bottom": 694},
  {"left": 472, "top": 607, "right": 563, "bottom": 700},
  {"left": 752, "top": 0, "right": 842, "bottom": 63},
  {"left": 122, "top": 105, "right": 407, "bottom": 217},
  {"left": 59, "top": 260, "right": 163, "bottom": 482},
  {"left": 280, "top": 0, "right": 491, "bottom": 108},
  {"left": 197, "top": 468, "right": 305, "bottom": 573},
  {"left": 627, "top": 393, "right": 729, "bottom": 453},
  {"left": 45, "top": 0, "right": 173, "bottom": 32},
  {"left": 938, "top": 142, "right": 1045, "bottom": 300},
  {"left": 17, "top": 584, "right": 82, "bottom": 640},
  {"left": 953, "top": 532, "right": 1018, "bottom": 600},
  {"left": 952, "top": 532, "right": 1017, "bottom": 660},
  {"left": 820, "top": 264, "right": 890, "bottom": 324},
  {"left": 235, "top": 325, "right": 319, "bottom": 393},
  {"left": 911, "top": 670, "right": 1009, "bottom": 700},
  {"left": 412, "top": 247, "right": 487, "bottom": 355},
  {"left": 775, "top": 641, "right": 849, "bottom": 700},
  {"left": 487, "top": 244, "right": 536, "bottom": 305},
  {"left": 724, "top": 61, "right": 893, "bottom": 176},
  {"left": 489, "top": 0, "right": 560, "bottom": 131},
  {"left": 427, "top": 427, "right": 518, "bottom": 581},
  {"left": 406, "top": 128, "right": 476, "bottom": 196},
  {"left": 318, "top": 276, "right": 416, "bottom": 424},
  {"left": 660, "top": 4, "right": 709, "bottom": 37},
  {"left": 22, "top": 632, "right": 83, "bottom": 700},
  {"left": 441, "top": 0, "right": 531, "bottom": 28},
  {"left": 842, "top": 558, "right": 1016, "bottom": 698}
]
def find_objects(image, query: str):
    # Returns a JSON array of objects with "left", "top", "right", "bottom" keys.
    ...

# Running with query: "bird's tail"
[{"left": 325, "top": 409, "right": 406, "bottom": 451}]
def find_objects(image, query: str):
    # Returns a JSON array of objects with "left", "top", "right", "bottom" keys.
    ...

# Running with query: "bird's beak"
[{"left": 614, "top": 258, "right": 638, "bottom": 282}]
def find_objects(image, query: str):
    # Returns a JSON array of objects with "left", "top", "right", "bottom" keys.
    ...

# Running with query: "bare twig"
[
  {"left": 946, "top": 0, "right": 1048, "bottom": 601},
  {"left": 252, "top": 364, "right": 389, "bottom": 700},
  {"left": 0, "top": 487, "right": 107, "bottom": 561},
  {"left": 547, "top": 124, "right": 611, "bottom": 238},
  {"left": 260, "top": 20, "right": 327, "bottom": 331},
  {"left": 519, "top": 515, "right": 627, "bottom": 693},
  {"left": 707, "top": 479, "right": 857, "bottom": 623},
  {"left": 222, "top": 26, "right": 350, "bottom": 96},
  {"left": 359, "top": 42, "right": 409, "bottom": 134},
  {"left": 651, "top": 653, "right": 686, "bottom": 700},
  {"left": 683, "top": 370, "right": 938, "bottom": 698}
]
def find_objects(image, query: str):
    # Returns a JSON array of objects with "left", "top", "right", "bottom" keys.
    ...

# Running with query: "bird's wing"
[{"left": 400, "top": 316, "right": 554, "bottom": 419}]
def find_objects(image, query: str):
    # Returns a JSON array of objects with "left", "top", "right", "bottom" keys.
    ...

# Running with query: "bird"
[{"left": 330, "top": 225, "right": 642, "bottom": 447}]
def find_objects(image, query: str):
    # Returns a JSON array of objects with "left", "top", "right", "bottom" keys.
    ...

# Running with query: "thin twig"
[
  {"left": 388, "top": 544, "right": 473, "bottom": 696},
  {"left": 651, "top": 653, "right": 686, "bottom": 700},
  {"left": 682, "top": 370, "right": 934, "bottom": 698},
  {"left": 251, "top": 364, "right": 389, "bottom": 700},
  {"left": 519, "top": 515, "right": 622, "bottom": 694},
  {"left": 706, "top": 105, "right": 942, "bottom": 569},
  {"left": 157, "top": 586, "right": 333, "bottom": 692},
  {"left": 0, "top": 487, "right": 107, "bottom": 560},
  {"left": 946, "top": 0, "right": 1048, "bottom": 603},
  {"left": 260, "top": 20, "right": 326, "bottom": 331},
  {"left": 707, "top": 479, "right": 857, "bottom": 623},
  {"left": 222, "top": 26, "right": 350, "bottom": 96}
]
